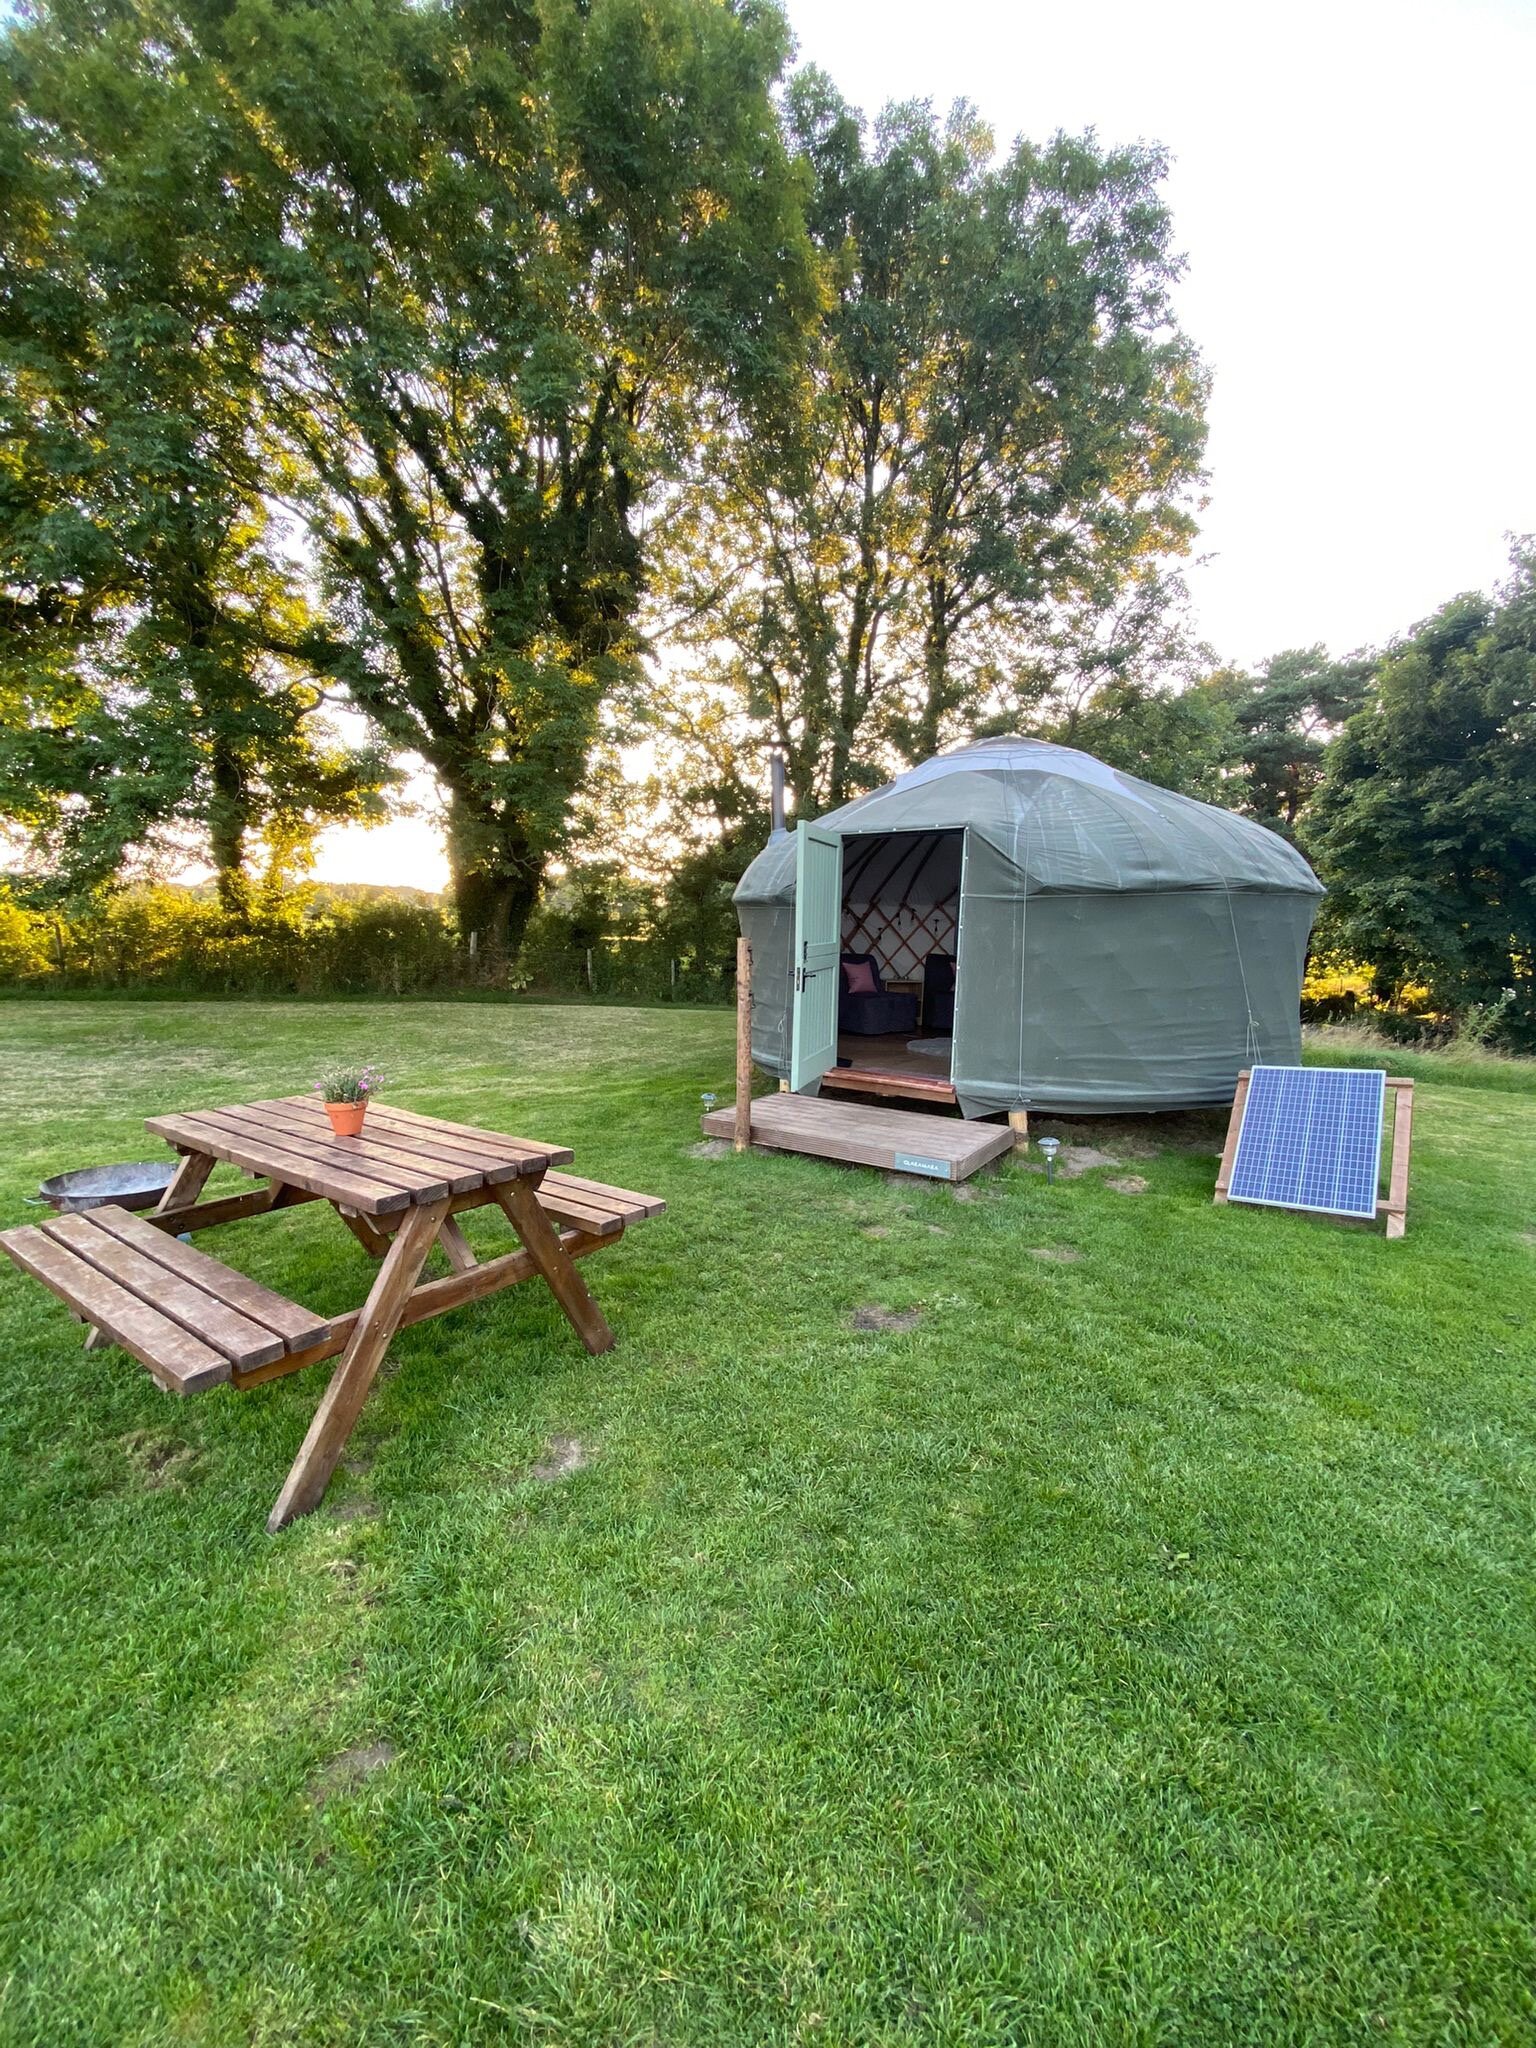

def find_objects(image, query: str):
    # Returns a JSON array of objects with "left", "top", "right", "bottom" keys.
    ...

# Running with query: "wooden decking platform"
[{"left": 701, "top": 1093, "right": 1012, "bottom": 1182}]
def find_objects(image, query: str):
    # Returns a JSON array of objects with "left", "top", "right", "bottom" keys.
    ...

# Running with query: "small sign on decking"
[{"left": 892, "top": 1153, "right": 952, "bottom": 1179}]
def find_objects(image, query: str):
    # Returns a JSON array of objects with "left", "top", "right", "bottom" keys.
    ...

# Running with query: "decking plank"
[
  {"left": 822, "top": 1066, "right": 959, "bottom": 1104},
  {"left": 703, "top": 1095, "right": 1011, "bottom": 1180}
]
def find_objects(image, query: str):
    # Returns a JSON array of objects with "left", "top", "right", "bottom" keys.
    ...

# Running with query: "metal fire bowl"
[{"left": 34, "top": 1160, "right": 177, "bottom": 1214}]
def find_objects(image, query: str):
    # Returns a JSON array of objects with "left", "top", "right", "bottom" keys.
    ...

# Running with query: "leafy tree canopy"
[
  {"left": 1204, "top": 646, "right": 1372, "bottom": 836},
  {"left": 1305, "top": 543, "right": 1536, "bottom": 1044},
  {"left": 0, "top": 7, "right": 393, "bottom": 909},
  {"left": 652, "top": 75, "right": 1208, "bottom": 815},
  {"left": 2, "top": 0, "right": 816, "bottom": 943}
]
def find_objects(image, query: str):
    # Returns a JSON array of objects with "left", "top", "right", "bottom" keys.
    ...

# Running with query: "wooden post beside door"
[{"left": 734, "top": 936, "right": 753, "bottom": 1152}]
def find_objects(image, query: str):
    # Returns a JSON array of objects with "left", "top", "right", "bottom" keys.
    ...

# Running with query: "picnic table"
[{"left": 0, "top": 1096, "right": 663, "bottom": 1530}]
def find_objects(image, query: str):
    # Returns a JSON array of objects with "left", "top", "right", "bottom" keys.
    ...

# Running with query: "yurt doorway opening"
[{"left": 822, "top": 827, "right": 965, "bottom": 1105}]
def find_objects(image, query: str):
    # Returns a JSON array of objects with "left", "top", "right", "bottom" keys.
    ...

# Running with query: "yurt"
[{"left": 734, "top": 736, "right": 1324, "bottom": 1118}]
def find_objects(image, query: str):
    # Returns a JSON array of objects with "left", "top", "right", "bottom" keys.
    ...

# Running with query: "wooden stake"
[
  {"left": 734, "top": 935, "right": 753, "bottom": 1153},
  {"left": 1212, "top": 1070, "right": 1252, "bottom": 1204},
  {"left": 1380, "top": 1077, "right": 1414, "bottom": 1239},
  {"left": 1008, "top": 1109, "right": 1030, "bottom": 1152}
]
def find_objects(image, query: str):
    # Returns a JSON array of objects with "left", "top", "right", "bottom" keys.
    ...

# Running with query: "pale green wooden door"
[{"left": 789, "top": 820, "right": 843, "bottom": 1092}]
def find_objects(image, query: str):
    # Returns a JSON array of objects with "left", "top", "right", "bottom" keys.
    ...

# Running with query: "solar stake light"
[
  {"left": 1037, "top": 1135, "right": 1061, "bottom": 1183},
  {"left": 701, "top": 1092, "right": 718, "bottom": 1112}
]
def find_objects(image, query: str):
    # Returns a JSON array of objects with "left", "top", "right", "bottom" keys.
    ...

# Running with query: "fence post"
[
  {"left": 734, "top": 936, "right": 753, "bottom": 1152},
  {"left": 586, "top": 947, "right": 594, "bottom": 992}
]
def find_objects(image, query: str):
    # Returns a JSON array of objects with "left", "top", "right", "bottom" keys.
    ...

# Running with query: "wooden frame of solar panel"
[{"left": 1214, "top": 1066, "right": 1414, "bottom": 1238}]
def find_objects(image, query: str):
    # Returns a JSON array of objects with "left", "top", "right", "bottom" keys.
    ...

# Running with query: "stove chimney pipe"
[{"left": 770, "top": 751, "right": 787, "bottom": 834}]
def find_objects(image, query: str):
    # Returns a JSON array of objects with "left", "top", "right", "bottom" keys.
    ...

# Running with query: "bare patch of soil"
[
  {"left": 1105, "top": 1175, "right": 1150, "bottom": 1195},
  {"left": 851, "top": 1305, "right": 922, "bottom": 1333},
  {"left": 1057, "top": 1145, "right": 1122, "bottom": 1178},
  {"left": 687, "top": 1138, "right": 732, "bottom": 1160},
  {"left": 531, "top": 1434, "right": 591, "bottom": 1482},
  {"left": 307, "top": 1740, "right": 398, "bottom": 1808},
  {"left": 1028, "top": 1246, "right": 1083, "bottom": 1263},
  {"left": 860, "top": 1225, "right": 892, "bottom": 1240},
  {"left": 118, "top": 1430, "right": 197, "bottom": 1490},
  {"left": 327, "top": 1495, "right": 379, "bottom": 1523},
  {"left": 1030, "top": 1110, "right": 1228, "bottom": 1158}
]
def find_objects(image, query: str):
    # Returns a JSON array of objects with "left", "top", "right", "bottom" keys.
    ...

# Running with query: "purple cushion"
[{"left": 842, "top": 959, "right": 877, "bottom": 995}]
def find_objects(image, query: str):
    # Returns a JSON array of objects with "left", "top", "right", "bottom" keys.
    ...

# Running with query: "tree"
[
  {"left": 654, "top": 76, "right": 1207, "bottom": 813},
  {"left": 1305, "top": 545, "right": 1536, "bottom": 1043},
  {"left": 2, "top": 0, "right": 816, "bottom": 947},
  {"left": 1206, "top": 647, "right": 1371, "bottom": 836},
  {"left": 0, "top": 5, "right": 396, "bottom": 909}
]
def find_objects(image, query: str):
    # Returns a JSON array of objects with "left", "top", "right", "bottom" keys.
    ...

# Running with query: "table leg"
[
  {"left": 155, "top": 1149, "right": 215, "bottom": 1216},
  {"left": 496, "top": 1178, "right": 615, "bottom": 1356},
  {"left": 437, "top": 1217, "right": 478, "bottom": 1273},
  {"left": 336, "top": 1206, "right": 391, "bottom": 1259},
  {"left": 266, "top": 1196, "right": 451, "bottom": 1532}
]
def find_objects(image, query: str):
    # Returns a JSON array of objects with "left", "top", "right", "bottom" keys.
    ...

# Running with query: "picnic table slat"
[
  {"left": 539, "top": 1171, "right": 666, "bottom": 1220},
  {"left": 529, "top": 1188, "right": 626, "bottom": 1236},
  {"left": 208, "top": 1100, "right": 481, "bottom": 1196},
  {"left": 194, "top": 1103, "right": 453, "bottom": 1199},
  {"left": 0, "top": 1225, "right": 230, "bottom": 1392},
  {"left": 242, "top": 1097, "right": 516, "bottom": 1187},
  {"left": 40, "top": 1212, "right": 287, "bottom": 1367},
  {"left": 333, "top": 1099, "right": 574, "bottom": 1169},
  {"left": 325, "top": 1116, "right": 548, "bottom": 1178},
  {"left": 88, "top": 1205, "right": 329, "bottom": 1349},
  {"left": 145, "top": 1109, "right": 415, "bottom": 1213}
]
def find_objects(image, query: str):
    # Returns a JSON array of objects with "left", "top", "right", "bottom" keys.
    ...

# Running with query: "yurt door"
[{"left": 789, "top": 820, "right": 843, "bottom": 1092}]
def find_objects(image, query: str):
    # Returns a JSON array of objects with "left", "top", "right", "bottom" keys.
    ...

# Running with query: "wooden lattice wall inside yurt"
[{"left": 841, "top": 899, "right": 957, "bottom": 983}]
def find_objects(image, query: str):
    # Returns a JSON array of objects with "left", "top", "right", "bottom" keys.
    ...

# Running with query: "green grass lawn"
[{"left": 1, "top": 1001, "right": 1534, "bottom": 2047}]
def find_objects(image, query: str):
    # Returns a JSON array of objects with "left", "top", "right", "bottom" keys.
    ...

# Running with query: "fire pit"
[{"left": 32, "top": 1160, "right": 177, "bottom": 1215}]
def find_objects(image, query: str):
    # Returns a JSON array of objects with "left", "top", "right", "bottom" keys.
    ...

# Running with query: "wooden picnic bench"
[{"left": 0, "top": 1096, "right": 662, "bottom": 1530}]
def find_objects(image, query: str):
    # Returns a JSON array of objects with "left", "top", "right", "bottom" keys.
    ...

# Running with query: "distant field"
[{"left": 1, "top": 1002, "right": 1533, "bottom": 2047}]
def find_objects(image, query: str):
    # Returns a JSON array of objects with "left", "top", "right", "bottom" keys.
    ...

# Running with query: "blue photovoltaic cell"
[{"left": 1227, "top": 1065, "right": 1386, "bottom": 1220}]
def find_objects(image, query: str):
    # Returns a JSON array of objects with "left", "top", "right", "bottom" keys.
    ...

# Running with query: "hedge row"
[{"left": 0, "top": 886, "right": 733, "bottom": 1002}]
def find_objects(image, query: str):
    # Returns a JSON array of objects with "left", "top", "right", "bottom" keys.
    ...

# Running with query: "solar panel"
[{"left": 1227, "top": 1065, "right": 1386, "bottom": 1220}]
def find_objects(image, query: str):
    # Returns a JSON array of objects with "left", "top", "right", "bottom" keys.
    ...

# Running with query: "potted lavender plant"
[{"left": 316, "top": 1061, "right": 384, "bottom": 1138}]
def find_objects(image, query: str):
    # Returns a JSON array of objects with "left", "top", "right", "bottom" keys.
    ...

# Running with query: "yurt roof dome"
[{"left": 737, "top": 736, "right": 1323, "bottom": 904}]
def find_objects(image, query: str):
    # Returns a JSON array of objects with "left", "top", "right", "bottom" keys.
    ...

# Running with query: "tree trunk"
[
  {"left": 445, "top": 788, "right": 542, "bottom": 957},
  {"left": 911, "top": 603, "right": 951, "bottom": 765},
  {"left": 208, "top": 744, "right": 251, "bottom": 919}
]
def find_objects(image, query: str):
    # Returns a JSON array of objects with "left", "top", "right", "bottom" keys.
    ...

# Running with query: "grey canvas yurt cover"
[{"left": 734, "top": 737, "right": 1324, "bottom": 1116}]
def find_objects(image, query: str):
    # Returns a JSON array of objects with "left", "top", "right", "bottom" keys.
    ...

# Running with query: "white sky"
[{"left": 310, "top": 0, "right": 1536, "bottom": 891}]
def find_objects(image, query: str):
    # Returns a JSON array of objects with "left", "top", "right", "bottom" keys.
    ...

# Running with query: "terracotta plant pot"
[{"left": 324, "top": 1099, "right": 367, "bottom": 1138}]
